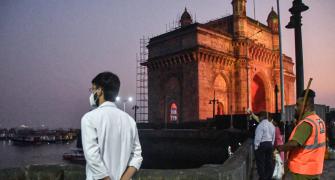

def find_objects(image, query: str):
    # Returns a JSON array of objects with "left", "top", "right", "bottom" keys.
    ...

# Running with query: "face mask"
[{"left": 89, "top": 92, "right": 98, "bottom": 109}]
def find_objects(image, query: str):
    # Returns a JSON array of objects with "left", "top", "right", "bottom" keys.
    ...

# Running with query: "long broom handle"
[{"left": 298, "top": 78, "right": 313, "bottom": 121}]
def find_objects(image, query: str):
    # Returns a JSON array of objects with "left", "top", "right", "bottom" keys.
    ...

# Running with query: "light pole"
[
  {"left": 209, "top": 90, "right": 220, "bottom": 119},
  {"left": 230, "top": 105, "right": 234, "bottom": 129},
  {"left": 276, "top": 0, "right": 289, "bottom": 142},
  {"left": 116, "top": 96, "right": 133, "bottom": 112},
  {"left": 286, "top": 0, "right": 309, "bottom": 98},
  {"left": 132, "top": 105, "right": 139, "bottom": 122},
  {"left": 275, "top": 84, "right": 279, "bottom": 113}
]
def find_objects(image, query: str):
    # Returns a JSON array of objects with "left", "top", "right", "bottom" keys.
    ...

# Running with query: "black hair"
[
  {"left": 92, "top": 72, "right": 120, "bottom": 102},
  {"left": 300, "top": 89, "right": 315, "bottom": 99},
  {"left": 273, "top": 116, "right": 281, "bottom": 126},
  {"left": 299, "top": 89, "right": 315, "bottom": 110},
  {"left": 259, "top": 111, "right": 268, "bottom": 120}
]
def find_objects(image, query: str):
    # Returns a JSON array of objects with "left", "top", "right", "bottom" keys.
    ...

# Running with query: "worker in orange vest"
[{"left": 276, "top": 89, "right": 326, "bottom": 180}]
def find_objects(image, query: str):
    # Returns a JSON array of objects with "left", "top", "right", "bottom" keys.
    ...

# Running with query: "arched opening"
[
  {"left": 213, "top": 74, "right": 228, "bottom": 115},
  {"left": 170, "top": 103, "right": 178, "bottom": 122},
  {"left": 214, "top": 75, "right": 226, "bottom": 90},
  {"left": 165, "top": 77, "right": 181, "bottom": 123},
  {"left": 252, "top": 74, "right": 266, "bottom": 113},
  {"left": 217, "top": 102, "right": 224, "bottom": 115}
]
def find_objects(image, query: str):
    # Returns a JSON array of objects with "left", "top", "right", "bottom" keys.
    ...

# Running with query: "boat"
[
  {"left": 63, "top": 130, "right": 85, "bottom": 163},
  {"left": 11, "top": 126, "right": 78, "bottom": 145},
  {"left": 63, "top": 147, "right": 85, "bottom": 163}
]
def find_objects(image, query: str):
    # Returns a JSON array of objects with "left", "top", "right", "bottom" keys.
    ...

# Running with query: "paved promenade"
[
  {"left": 320, "top": 160, "right": 335, "bottom": 179},
  {"left": 251, "top": 159, "right": 335, "bottom": 179}
]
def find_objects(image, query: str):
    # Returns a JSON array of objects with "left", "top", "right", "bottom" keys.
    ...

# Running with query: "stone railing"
[{"left": 0, "top": 139, "right": 254, "bottom": 180}]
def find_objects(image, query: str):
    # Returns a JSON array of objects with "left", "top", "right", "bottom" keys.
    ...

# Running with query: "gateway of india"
[{"left": 142, "top": 0, "right": 295, "bottom": 123}]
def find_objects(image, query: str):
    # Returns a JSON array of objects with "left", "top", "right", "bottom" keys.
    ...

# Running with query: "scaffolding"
[{"left": 135, "top": 37, "right": 149, "bottom": 123}]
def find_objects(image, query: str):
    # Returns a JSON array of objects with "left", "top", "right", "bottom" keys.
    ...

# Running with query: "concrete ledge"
[
  {"left": 27, "top": 165, "right": 64, "bottom": 180},
  {"left": 217, "top": 138, "right": 253, "bottom": 180},
  {"left": 139, "top": 129, "right": 248, "bottom": 169},
  {"left": 0, "top": 167, "right": 25, "bottom": 180},
  {"left": 62, "top": 165, "right": 86, "bottom": 180},
  {"left": 0, "top": 139, "right": 253, "bottom": 180},
  {"left": 0, "top": 164, "right": 85, "bottom": 180},
  {"left": 133, "top": 138, "right": 254, "bottom": 180}
]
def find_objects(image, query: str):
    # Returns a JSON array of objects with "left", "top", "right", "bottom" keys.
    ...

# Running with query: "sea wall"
[
  {"left": 139, "top": 129, "right": 247, "bottom": 169},
  {"left": 0, "top": 138, "right": 254, "bottom": 180}
]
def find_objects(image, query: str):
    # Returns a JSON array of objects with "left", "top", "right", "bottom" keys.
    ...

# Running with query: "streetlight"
[
  {"left": 116, "top": 96, "right": 133, "bottom": 111},
  {"left": 116, "top": 96, "right": 121, "bottom": 102},
  {"left": 209, "top": 90, "right": 220, "bottom": 119},
  {"left": 125, "top": 97, "right": 133, "bottom": 113},
  {"left": 286, "top": 0, "right": 309, "bottom": 98},
  {"left": 276, "top": 0, "right": 289, "bottom": 142}
]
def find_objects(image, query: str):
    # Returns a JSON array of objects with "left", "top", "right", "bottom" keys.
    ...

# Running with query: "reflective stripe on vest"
[
  {"left": 288, "top": 114, "right": 326, "bottom": 175},
  {"left": 302, "top": 118, "right": 326, "bottom": 149}
]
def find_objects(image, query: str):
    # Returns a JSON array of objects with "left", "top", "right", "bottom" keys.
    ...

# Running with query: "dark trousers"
[{"left": 255, "top": 141, "right": 274, "bottom": 180}]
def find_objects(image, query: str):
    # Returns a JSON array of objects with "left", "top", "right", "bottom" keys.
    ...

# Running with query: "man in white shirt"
[
  {"left": 81, "top": 72, "right": 143, "bottom": 180},
  {"left": 254, "top": 111, "right": 275, "bottom": 180}
]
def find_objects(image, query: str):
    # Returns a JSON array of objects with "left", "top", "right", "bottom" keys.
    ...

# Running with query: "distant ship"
[
  {"left": 63, "top": 147, "right": 85, "bottom": 163},
  {"left": 63, "top": 130, "right": 85, "bottom": 163},
  {"left": 0, "top": 128, "right": 15, "bottom": 140},
  {"left": 11, "top": 125, "right": 78, "bottom": 145}
]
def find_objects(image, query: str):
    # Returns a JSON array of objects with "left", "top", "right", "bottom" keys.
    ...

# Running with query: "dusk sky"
[{"left": 0, "top": 0, "right": 334, "bottom": 128}]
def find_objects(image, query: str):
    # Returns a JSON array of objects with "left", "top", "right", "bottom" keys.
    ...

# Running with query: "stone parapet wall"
[
  {"left": 134, "top": 138, "right": 254, "bottom": 180},
  {"left": 0, "top": 164, "right": 85, "bottom": 180},
  {"left": 0, "top": 139, "right": 254, "bottom": 180}
]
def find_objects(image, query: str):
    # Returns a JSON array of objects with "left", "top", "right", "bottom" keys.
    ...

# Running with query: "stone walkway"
[
  {"left": 250, "top": 159, "right": 335, "bottom": 180},
  {"left": 321, "top": 160, "right": 335, "bottom": 179}
]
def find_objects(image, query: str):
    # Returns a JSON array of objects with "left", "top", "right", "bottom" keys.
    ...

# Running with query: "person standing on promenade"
[
  {"left": 81, "top": 72, "right": 143, "bottom": 180},
  {"left": 254, "top": 111, "right": 276, "bottom": 180},
  {"left": 271, "top": 116, "right": 284, "bottom": 162},
  {"left": 247, "top": 109, "right": 260, "bottom": 138},
  {"left": 276, "top": 89, "right": 326, "bottom": 180}
]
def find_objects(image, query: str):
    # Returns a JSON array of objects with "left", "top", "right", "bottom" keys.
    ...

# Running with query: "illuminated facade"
[{"left": 143, "top": 0, "right": 295, "bottom": 123}]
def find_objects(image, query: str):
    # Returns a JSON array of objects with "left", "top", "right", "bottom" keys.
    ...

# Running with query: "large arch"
[{"left": 251, "top": 71, "right": 273, "bottom": 113}]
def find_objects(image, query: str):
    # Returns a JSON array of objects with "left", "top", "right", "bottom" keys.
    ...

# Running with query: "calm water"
[{"left": 0, "top": 140, "right": 78, "bottom": 169}]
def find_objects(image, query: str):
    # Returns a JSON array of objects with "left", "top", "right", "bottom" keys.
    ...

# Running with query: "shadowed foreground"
[{"left": 0, "top": 139, "right": 253, "bottom": 180}]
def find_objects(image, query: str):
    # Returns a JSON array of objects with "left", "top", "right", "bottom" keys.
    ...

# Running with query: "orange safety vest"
[{"left": 288, "top": 113, "right": 326, "bottom": 175}]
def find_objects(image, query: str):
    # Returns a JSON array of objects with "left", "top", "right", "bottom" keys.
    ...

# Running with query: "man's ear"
[{"left": 97, "top": 88, "right": 103, "bottom": 97}]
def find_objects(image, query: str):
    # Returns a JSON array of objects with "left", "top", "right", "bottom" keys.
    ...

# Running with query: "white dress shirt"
[
  {"left": 81, "top": 101, "right": 143, "bottom": 180},
  {"left": 254, "top": 119, "right": 275, "bottom": 150}
]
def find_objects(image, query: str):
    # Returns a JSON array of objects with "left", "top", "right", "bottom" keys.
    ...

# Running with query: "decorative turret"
[
  {"left": 232, "top": 0, "right": 247, "bottom": 38},
  {"left": 267, "top": 7, "right": 279, "bottom": 33},
  {"left": 232, "top": 0, "right": 246, "bottom": 17},
  {"left": 179, "top": 8, "right": 193, "bottom": 27}
]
